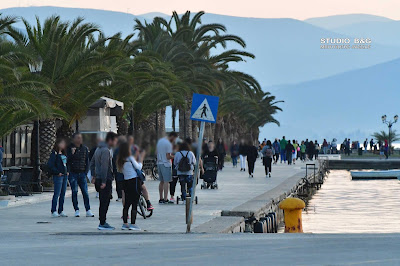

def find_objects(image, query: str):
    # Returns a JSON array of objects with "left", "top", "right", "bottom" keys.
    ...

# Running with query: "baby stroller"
[{"left": 200, "top": 155, "right": 218, "bottom": 189}]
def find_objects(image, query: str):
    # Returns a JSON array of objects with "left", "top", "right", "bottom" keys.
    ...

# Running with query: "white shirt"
[
  {"left": 156, "top": 137, "right": 173, "bottom": 167},
  {"left": 122, "top": 156, "right": 143, "bottom": 180}
]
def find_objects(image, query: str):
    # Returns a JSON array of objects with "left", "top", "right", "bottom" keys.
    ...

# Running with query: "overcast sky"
[{"left": 1, "top": 0, "right": 400, "bottom": 20}]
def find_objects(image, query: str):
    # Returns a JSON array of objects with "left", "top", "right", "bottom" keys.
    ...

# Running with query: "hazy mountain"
[
  {"left": 305, "top": 14, "right": 393, "bottom": 29},
  {"left": 329, "top": 21, "right": 400, "bottom": 47},
  {"left": 2, "top": 6, "right": 400, "bottom": 87},
  {"left": 261, "top": 58, "right": 400, "bottom": 142}
]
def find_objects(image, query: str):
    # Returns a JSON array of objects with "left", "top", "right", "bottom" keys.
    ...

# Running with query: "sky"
[{"left": 2, "top": 0, "right": 400, "bottom": 20}]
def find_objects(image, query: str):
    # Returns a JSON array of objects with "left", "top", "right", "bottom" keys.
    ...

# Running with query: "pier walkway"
[{"left": 0, "top": 160, "right": 308, "bottom": 234}]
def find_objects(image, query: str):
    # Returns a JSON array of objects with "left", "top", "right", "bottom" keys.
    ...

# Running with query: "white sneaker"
[
  {"left": 75, "top": 210, "right": 80, "bottom": 217},
  {"left": 59, "top": 211, "right": 68, "bottom": 217},
  {"left": 51, "top": 212, "right": 60, "bottom": 218},
  {"left": 86, "top": 210, "right": 95, "bottom": 217}
]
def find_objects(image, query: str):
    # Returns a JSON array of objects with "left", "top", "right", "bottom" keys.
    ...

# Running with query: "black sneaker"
[{"left": 159, "top": 199, "right": 165, "bottom": 204}]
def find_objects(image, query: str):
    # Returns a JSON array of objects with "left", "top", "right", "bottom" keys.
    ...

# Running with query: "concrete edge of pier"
[
  {"left": 221, "top": 171, "right": 306, "bottom": 219},
  {"left": 193, "top": 169, "right": 321, "bottom": 234}
]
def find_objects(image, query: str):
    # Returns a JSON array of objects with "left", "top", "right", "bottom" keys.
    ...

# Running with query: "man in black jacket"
[{"left": 67, "top": 132, "right": 94, "bottom": 218}]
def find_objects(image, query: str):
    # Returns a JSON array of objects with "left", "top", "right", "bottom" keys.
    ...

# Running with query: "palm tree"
[
  {"left": 0, "top": 14, "right": 58, "bottom": 137},
  {"left": 372, "top": 130, "right": 400, "bottom": 150},
  {"left": 11, "top": 16, "right": 114, "bottom": 166}
]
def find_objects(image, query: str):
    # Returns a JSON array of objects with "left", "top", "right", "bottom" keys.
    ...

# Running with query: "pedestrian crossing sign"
[{"left": 190, "top": 93, "right": 219, "bottom": 123}]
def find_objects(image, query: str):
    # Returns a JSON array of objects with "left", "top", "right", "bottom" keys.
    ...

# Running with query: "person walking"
[
  {"left": 169, "top": 139, "right": 180, "bottom": 203},
  {"left": 272, "top": 139, "right": 280, "bottom": 164},
  {"left": 116, "top": 141, "right": 144, "bottom": 231},
  {"left": 300, "top": 141, "right": 306, "bottom": 161},
  {"left": 280, "top": 137, "right": 288, "bottom": 163},
  {"left": 246, "top": 141, "right": 258, "bottom": 178},
  {"left": 216, "top": 138, "right": 226, "bottom": 171},
  {"left": 314, "top": 140, "right": 320, "bottom": 159},
  {"left": 174, "top": 142, "right": 196, "bottom": 200},
  {"left": 67, "top": 133, "right": 94, "bottom": 218},
  {"left": 292, "top": 140, "right": 298, "bottom": 165},
  {"left": 363, "top": 138, "right": 368, "bottom": 152},
  {"left": 307, "top": 140, "right": 315, "bottom": 161},
  {"left": 113, "top": 136, "right": 127, "bottom": 203},
  {"left": 156, "top": 132, "right": 178, "bottom": 204},
  {"left": 370, "top": 138, "right": 374, "bottom": 152},
  {"left": 239, "top": 139, "right": 247, "bottom": 172},
  {"left": 230, "top": 141, "right": 239, "bottom": 168},
  {"left": 384, "top": 139, "right": 389, "bottom": 159},
  {"left": 286, "top": 140, "right": 294, "bottom": 165},
  {"left": 261, "top": 140, "right": 273, "bottom": 178},
  {"left": 322, "top": 139, "right": 328, "bottom": 154},
  {"left": 90, "top": 132, "right": 118, "bottom": 230},
  {"left": 48, "top": 139, "right": 69, "bottom": 218}
]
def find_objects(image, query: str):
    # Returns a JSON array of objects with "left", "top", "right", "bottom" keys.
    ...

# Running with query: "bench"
[{"left": 1, "top": 167, "right": 35, "bottom": 196}]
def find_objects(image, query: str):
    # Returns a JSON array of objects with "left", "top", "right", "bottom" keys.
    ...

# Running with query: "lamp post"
[
  {"left": 381, "top": 114, "right": 398, "bottom": 156},
  {"left": 29, "top": 56, "right": 43, "bottom": 192}
]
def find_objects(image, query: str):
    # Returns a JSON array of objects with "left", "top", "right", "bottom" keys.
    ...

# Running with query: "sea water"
[{"left": 303, "top": 170, "right": 400, "bottom": 233}]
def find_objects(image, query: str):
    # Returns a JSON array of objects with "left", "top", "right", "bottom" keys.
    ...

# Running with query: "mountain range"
[{"left": 1, "top": 6, "right": 399, "bottom": 141}]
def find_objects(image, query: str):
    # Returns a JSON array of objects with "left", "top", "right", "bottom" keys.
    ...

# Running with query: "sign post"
[{"left": 186, "top": 93, "right": 219, "bottom": 233}]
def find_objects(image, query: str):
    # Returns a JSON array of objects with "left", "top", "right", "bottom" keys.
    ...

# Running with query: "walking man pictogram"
[{"left": 201, "top": 104, "right": 208, "bottom": 118}]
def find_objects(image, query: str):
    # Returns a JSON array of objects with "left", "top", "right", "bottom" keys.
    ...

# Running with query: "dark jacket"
[
  {"left": 47, "top": 150, "right": 68, "bottom": 176},
  {"left": 286, "top": 143, "right": 294, "bottom": 154},
  {"left": 67, "top": 144, "right": 89, "bottom": 173},
  {"left": 239, "top": 144, "right": 247, "bottom": 155},
  {"left": 246, "top": 145, "right": 258, "bottom": 162},
  {"left": 89, "top": 142, "right": 114, "bottom": 184},
  {"left": 216, "top": 142, "right": 226, "bottom": 157},
  {"left": 230, "top": 144, "right": 239, "bottom": 157}
]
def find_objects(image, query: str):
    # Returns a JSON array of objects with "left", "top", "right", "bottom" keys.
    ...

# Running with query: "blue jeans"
[
  {"left": 51, "top": 175, "right": 68, "bottom": 213},
  {"left": 179, "top": 175, "right": 194, "bottom": 200},
  {"left": 232, "top": 156, "right": 238, "bottom": 166},
  {"left": 280, "top": 150, "right": 286, "bottom": 162},
  {"left": 69, "top": 172, "right": 90, "bottom": 211}
]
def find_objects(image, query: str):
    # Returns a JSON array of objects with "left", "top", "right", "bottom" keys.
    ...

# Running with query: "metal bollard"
[
  {"left": 279, "top": 197, "right": 305, "bottom": 233},
  {"left": 185, "top": 197, "right": 192, "bottom": 225}
]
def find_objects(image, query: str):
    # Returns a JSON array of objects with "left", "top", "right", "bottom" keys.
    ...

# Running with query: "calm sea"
[{"left": 303, "top": 170, "right": 400, "bottom": 233}]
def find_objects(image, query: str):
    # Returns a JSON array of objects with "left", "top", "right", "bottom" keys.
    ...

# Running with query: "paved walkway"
[{"left": 0, "top": 159, "right": 308, "bottom": 234}]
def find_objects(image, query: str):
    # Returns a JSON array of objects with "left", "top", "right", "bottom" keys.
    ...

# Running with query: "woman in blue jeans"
[
  {"left": 174, "top": 142, "right": 196, "bottom": 200},
  {"left": 47, "top": 139, "right": 68, "bottom": 218}
]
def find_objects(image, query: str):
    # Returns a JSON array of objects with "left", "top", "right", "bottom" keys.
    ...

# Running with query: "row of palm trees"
[{"left": 0, "top": 11, "right": 282, "bottom": 165}]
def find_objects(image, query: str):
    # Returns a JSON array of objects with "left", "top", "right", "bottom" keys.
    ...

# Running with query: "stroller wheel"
[
  {"left": 195, "top": 196, "right": 198, "bottom": 205},
  {"left": 176, "top": 196, "right": 180, "bottom": 204},
  {"left": 201, "top": 184, "right": 204, "bottom": 189},
  {"left": 215, "top": 184, "right": 218, "bottom": 189}
]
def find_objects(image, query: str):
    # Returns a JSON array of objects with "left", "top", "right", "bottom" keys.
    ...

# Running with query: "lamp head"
[
  {"left": 395, "top": 115, "right": 399, "bottom": 123},
  {"left": 382, "top": 115, "right": 387, "bottom": 122}
]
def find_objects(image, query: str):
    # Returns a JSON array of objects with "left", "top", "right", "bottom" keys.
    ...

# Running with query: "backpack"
[
  {"left": 264, "top": 147, "right": 273, "bottom": 158},
  {"left": 178, "top": 151, "right": 192, "bottom": 172}
]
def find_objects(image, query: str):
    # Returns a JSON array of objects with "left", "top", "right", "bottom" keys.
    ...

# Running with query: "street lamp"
[
  {"left": 29, "top": 56, "right": 43, "bottom": 192},
  {"left": 381, "top": 114, "right": 398, "bottom": 156}
]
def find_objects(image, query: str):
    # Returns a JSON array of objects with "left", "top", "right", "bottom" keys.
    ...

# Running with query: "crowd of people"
[{"left": 46, "top": 131, "right": 394, "bottom": 231}]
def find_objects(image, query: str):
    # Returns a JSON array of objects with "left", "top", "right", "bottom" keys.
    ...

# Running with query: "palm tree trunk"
[
  {"left": 31, "top": 118, "right": 56, "bottom": 186},
  {"left": 179, "top": 99, "right": 192, "bottom": 140},
  {"left": 116, "top": 113, "right": 128, "bottom": 136},
  {"left": 172, "top": 106, "right": 176, "bottom": 132}
]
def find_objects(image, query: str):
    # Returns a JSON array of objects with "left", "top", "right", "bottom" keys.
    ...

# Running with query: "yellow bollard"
[{"left": 279, "top": 197, "right": 305, "bottom": 233}]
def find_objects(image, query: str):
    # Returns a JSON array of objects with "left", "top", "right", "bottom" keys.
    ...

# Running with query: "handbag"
[{"left": 129, "top": 158, "right": 146, "bottom": 182}]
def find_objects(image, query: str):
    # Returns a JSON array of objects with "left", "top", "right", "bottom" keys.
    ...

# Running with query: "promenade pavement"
[{"left": 0, "top": 159, "right": 307, "bottom": 234}]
